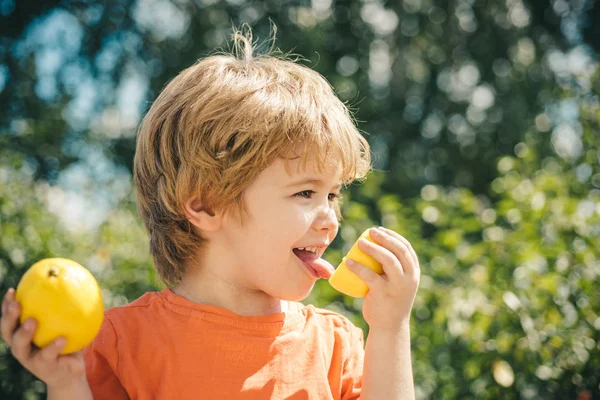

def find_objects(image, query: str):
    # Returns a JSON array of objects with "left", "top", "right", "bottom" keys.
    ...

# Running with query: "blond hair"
[{"left": 133, "top": 27, "right": 371, "bottom": 287}]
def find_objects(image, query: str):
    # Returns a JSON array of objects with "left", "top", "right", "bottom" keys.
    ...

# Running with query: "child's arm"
[
  {"left": 362, "top": 324, "right": 414, "bottom": 399},
  {"left": 345, "top": 227, "right": 420, "bottom": 400},
  {"left": 0, "top": 288, "right": 93, "bottom": 400},
  {"left": 47, "top": 380, "right": 94, "bottom": 400}
]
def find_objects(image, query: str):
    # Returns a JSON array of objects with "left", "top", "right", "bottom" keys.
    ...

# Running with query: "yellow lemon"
[
  {"left": 15, "top": 258, "right": 104, "bottom": 355},
  {"left": 329, "top": 229, "right": 383, "bottom": 298}
]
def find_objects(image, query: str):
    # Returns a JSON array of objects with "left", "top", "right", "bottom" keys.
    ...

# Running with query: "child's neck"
[{"left": 171, "top": 270, "right": 289, "bottom": 317}]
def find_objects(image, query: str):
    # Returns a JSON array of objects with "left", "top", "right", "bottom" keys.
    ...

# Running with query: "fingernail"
[
  {"left": 24, "top": 320, "right": 35, "bottom": 331},
  {"left": 9, "top": 303, "right": 18, "bottom": 313},
  {"left": 346, "top": 259, "right": 355, "bottom": 267},
  {"left": 55, "top": 338, "right": 66, "bottom": 347}
]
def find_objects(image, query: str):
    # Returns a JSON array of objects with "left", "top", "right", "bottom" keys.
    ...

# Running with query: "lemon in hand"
[
  {"left": 15, "top": 258, "right": 104, "bottom": 354},
  {"left": 329, "top": 229, "right": 383, "bottom": 298}
]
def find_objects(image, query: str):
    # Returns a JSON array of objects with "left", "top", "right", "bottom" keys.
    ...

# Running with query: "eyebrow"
[{"left": 285, "top": 178, "right": 342, "bottom": 191}]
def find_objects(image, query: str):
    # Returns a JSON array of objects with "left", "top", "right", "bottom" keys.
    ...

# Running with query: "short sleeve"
[
  {"left": 83, "top": 315, "right": 129, "bottom": 399},
  {"left": 341, "top": 323, "right": 365, "bottom": 400}
]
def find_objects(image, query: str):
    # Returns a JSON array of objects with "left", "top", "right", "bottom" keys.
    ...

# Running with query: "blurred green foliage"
[{"left": 1, "top": 0, "right": 599, "bottom": 399}]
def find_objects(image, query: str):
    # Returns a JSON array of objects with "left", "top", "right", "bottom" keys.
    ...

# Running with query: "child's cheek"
[{"left": 330, "top": 226, "right": 339, "bottom": 241}]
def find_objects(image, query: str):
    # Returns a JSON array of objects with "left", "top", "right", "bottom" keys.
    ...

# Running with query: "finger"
[
  {"left": 358, "top": 235, "right": 405, "bottom": 280},
  {"left": 380, "top": 227, "right": 419, "bottom": 269},
  {"left": 11, "top": 318, "right": 36, "bottom": 362},
  {"left": 37, "top": 337, "right": 67, "bottom": 364},
  {"left": 370, "top": 228, "right": 417, "bottom": 277},
  {"left": 1, "top": 300, "right": 20, "bottom": 346},
  {"left": 346, "top": 259, "right": 385, "bottom": 291},
  {"left": 1, "top": 288, "right": 15, "bottom": 316},
  {"left": 378, "top": 227, "right": 420, "bottom": 272}
]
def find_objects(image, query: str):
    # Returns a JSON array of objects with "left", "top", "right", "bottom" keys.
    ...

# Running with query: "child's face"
[{"left": 220, "top": 157, "right": 341, "bottom": 301}]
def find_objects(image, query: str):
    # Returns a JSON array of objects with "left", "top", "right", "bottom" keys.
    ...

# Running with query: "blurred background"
[{"left": 0, "top": 0, "right": 599, "bottom": 398}]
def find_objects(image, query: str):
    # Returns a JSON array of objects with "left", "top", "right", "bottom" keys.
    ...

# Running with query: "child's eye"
[
  {"left": 295, "top": 190, "right": 315, "bottom": 199},
  {"left": 294, "top": 191, "right": 341, "bottom": 201},
  {"left": 328, "top": 193, "right": 340, "bottom": 201}
]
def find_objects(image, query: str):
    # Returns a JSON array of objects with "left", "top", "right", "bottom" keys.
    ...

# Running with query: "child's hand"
[
  {"left": 346, "top": 227, "right": 420, "bottom": 331},
  {"left": 0, "top": 288, "right": 88, "bottom": 391}
]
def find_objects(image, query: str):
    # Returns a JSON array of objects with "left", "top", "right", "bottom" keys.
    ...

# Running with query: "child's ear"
[{"left": 184, "top": 197, "right": 222, "bottom": 232}]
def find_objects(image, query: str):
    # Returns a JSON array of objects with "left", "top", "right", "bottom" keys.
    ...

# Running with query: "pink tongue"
[
  {"left": 293, "top": 249, "right": 335, "bottom": 279},
  {"left": 293, "top": 249, "right": 317, "bottom": 263},
  {"left": 311, "top": 258, "right": 335, "bottom": 279}
]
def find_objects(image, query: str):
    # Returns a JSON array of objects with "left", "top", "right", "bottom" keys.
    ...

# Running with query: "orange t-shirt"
[{"left": 83, "top": 289, "right": 364, "bottom": 399}]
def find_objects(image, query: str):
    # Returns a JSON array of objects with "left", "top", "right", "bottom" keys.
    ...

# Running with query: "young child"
[{"left": 1, "top": 29, "right": 420, "bottom": 399}]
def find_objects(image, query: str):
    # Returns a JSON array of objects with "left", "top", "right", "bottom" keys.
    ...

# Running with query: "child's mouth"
[{"left": 293, "top": 249, "right": 334, "bottom": 279}]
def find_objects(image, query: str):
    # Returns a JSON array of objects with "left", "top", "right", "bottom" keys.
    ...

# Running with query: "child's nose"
[{"left": 313, "top": 204, "right": 338, "bottom": 233}]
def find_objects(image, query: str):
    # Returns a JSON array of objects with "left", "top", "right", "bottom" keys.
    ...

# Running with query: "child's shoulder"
[
  {"left": 106, "top": 290, "right": 161, "bottom": 311},
  {"left": 102, "top": 290, "right": 167, "bottom": 325},
  {"left": 302, "top": 303, "right": 363, "bottom": 334}
]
